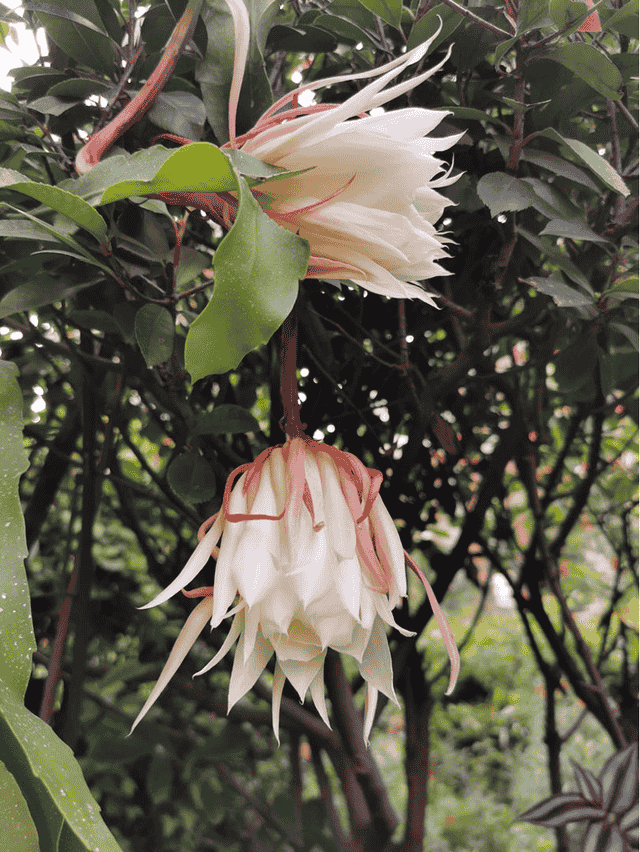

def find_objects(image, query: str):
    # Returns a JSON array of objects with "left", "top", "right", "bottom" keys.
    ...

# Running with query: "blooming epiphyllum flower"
[
  {"left": 216, "top": 28, "right": 462, "bottom": 304},
  {"left": 131, "top": 437, "right": 459, "bottom": 743}
]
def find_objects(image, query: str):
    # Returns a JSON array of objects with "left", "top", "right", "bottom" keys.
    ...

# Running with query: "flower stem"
[
  {"left": 75, "top": 0, "right": 203, "bottom": 173},
  {"left": 279, "top": 310, "right": 307, "bottom": 439}
]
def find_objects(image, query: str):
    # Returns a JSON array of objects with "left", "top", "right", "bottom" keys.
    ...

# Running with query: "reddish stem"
[
  {"left": 39, "top": 562, "right": 78, "bottom": 724},
  {"left": 75, "top": 0, "right": 203, "bottom": 173}
]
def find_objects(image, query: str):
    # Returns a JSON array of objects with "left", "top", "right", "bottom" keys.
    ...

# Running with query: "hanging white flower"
[{"left": 131, "top": 437, "right": 459, "bottom": 743}]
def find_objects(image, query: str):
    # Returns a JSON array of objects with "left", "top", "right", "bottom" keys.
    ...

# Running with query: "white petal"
[
  {"left": 129, "top": 597, "right": 211, "bottom": 733},
  {"left": 317, "top": 454, "right": 357, "bottom": 558},
  {"left": 357, "top": 615, "right": 399, "bottom": 705},
  {"left": 227, "top": 626, "right": 273, "bottom": 710},
  {"left": 139, "top": 514, "right": 223, "bottom": 609},
  {"left": 373, "top": 593, "right": 415, "bottom": 637},
  {"left": 272, "top": 662, "right": 286, "bottom": 744},
  {"left": 309, "top": 664, "right": 331, "bottom": 729},
  {"left": 363, "top": 683, "right": 378, "bottom": 745},
  {"left": 232, "top": 526, "right": 279, "bottom": 607},
  {"left": 335, "top": 556, "right": 361, "bottom": 620},
  {"left": 269, "top": 619, "right": 322, "bottom": 662},
  {"left": 277, "top": 653, "right": 325, "bottom": 702},
  {"left": 194, "top": 608, "right": 244, "bottom": 676},
  {"left": 259, "top": 577, "right": 298, "bottom": 634},
  {"left": 243, "top": 603, "right": 261, "bottom": 662},
  {"left": 303, "top": 451, "right": 325, "bottom": 528},
  {"left": 369, "top": 497, "right": 406, "bottom": 602}
]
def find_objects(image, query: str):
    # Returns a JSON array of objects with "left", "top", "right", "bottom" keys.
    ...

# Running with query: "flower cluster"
[{"left": 131, "top": 437, "right": 459, "bottom": 743}]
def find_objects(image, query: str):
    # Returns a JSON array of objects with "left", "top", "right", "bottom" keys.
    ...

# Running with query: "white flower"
[
  {"left": 131, "top": 437, "right": 459, "bottom": 743},
  {"left": 213, "top": 27, "right": 462, "bottom": 304}
]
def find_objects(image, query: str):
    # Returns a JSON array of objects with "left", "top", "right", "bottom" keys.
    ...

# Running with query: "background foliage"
[{"left": 0, "top": 0, "right": 637, "bottom": 850}]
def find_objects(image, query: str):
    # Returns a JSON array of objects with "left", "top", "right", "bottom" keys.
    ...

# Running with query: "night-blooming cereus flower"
[
  {"left": 131, "top": 438, "right": 459, "bottom": 743},
  {"left": 214, "top": 25, "right": 462, "bottom": 305}
]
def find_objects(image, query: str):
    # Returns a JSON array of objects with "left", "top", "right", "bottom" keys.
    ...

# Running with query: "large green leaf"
[
  {"left": 98, "top": 142, "right": 237, "bottom": 204},
  {"left": 525, "top": 274, "right": 593, "bottom": 308},
  {"left": 477, "top": 172, "right": 535, "bottom": 217},
  {"left": 355, "top": 0, "right": 400, "bottom": 28},
  {"left": 0, "top": 681, "right": 124, "bottom": 852},
  {"left": 544, "top": 42, "right": 622, "bottom": 100},
  {"left": 184, "top": 176, "right": 309, "bottom": 379},
  {"left": 0, "top": 761, "right": 39, "bottom": 852},
  {"left": 0, "top": 168, "right": 109, "bottom": 245},
  {"left": 167, "top": 452, "right": 217, "bottom": 503},
  {"left": 0, "top": 277, "right": 101, "bottom": 320},
  {"left": 30, "top": 0, "right": 117, "bottom": 75},
  {"left": 536, "top": 129, "right": 630, "bottom": 197},
  {"left": 134, "top": 304, "right": 175, "bottom": 367},
  {"left": 0, "top": 361, "right": 32, "bottom": 698}
]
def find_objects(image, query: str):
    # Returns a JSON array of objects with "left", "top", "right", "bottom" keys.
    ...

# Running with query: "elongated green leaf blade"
[
  {"left": 538, "top": 129, "right": 630, "bottom": 196},
  {"left": 0, "top": 361, "right": 32, "bottom": 697},
  {"left": 185, "top": 177, "right": 309, "bottom": 379},
  {"left": 0, "top": 168, "right": 108, "bottom": 245},
  {"left": 135, "top": 304, "right": 175, "bottom": 367}
]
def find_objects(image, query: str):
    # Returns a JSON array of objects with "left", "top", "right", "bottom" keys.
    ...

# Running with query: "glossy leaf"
[
  {"left": 526, "top": 275, "right": 592, "bottom": 308},
  {"left": 355, "top": 0, "right": 400, "bottom": 28},
  {"left": 537, "top": 129, "right": 630, "bottom": 196},
  {"left": 582, "top": 821, "right": 624, "bottom": 852},
  {"left": 0, "top": 681, "right": 124, "bottom": 852},
  {"left": 167, "top": 452, "right": 217, "bottom": 503},
  {"left": 0, "top": 361, "right": 32, "bottom": 698},
  {"left": 0, "top": 277, "right": 101, "bottom": 319},
  {"left": 0, "top": 761, "right": 39, "bottom": 852},
  {"left": 516, "top": 0, "right": 551, "bottom": 33},
  {"left": 477, "top": 172, "right": 534, "bottom": 217},
  {"left": 185, "top": 176, "right": 309, "bottom": 379},
  {"left": 604, "top": 0, "right": 639, "bottom": 37},
  {"left": 29, "top": 0, "right": 117, "bottom": 74},
  {"left": 540, "top": 218, "right": 607, "bottom": 243},
  {"left": 147, "top": 92, "right": 206, "bottom": 141},
  {"left": 99, "top": 142, "right": 237, "bottom": 204},
  {"left": 600, "top": 743, "right": 639, "bottom": 815},
  {"left": 135, "top": 304, "right": 175, "bottom": 367},
  {"left": 407, "top": 3, "right": 463, "bottom": 52},
  {"left": 0, "top": 168, "right": 108, "bottom": 245},
  {"left": 545, "top": 42, "right": 622, "bottom": 100},
  {"left": 193, "top": 404, "right": 260, "bottom": 435}
]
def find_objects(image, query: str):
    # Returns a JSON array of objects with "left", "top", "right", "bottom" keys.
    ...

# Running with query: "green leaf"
[
  {"left": 48, "top": 77, "right": 112, "bottom": 99},
  {"left": 59, "top": 146, "right": 176, "bottom": 206},
  {"left": 604, "top": 0, "right": 638, "bottom": 37},
  {"left": 173, "top": 247, "right": 211, "bottom": 290},
  {"left": 476, "top": 172, "right": 534, "bottom": 217},
  {"left": 167, "top": 452, "right": 217, "bottom": 503},
  {"left": 147, "top": 92, "right": 206, "bottom": 142},
  {"left": 0, "top": 220, "right": 65, "bottom": 241},
  {"left": 0, "top": 278, "right": 101, "bottom": 319},
  {"left": 134, "top": 304, "right": 175, "bottom": 367},
  {"left": 516, "top": 227, "right": 591, "bottom": 289},
  {"left": 28, "top": 0, "right": 117, "bottom": 74},
  {"left": 495, "top": 139, "right": 600, "bottom": 191},
  {"left": 540, "top": 218, "right": 607, "bottom": 243},
  {"left": 606, "top": 275, "right": 639, "bottom": 296},
  {"left": 517, "top": 0, "right": 551, "bottom": 33},
  {"left": 407, "top": 2, "right": 464, "bottom": 52},
  {"left": 99, "top": 142, "right": 237, "bottom": 204},
  {"left": 0, "top": 168, "right": 108, "bottom": 245},
  {"left": 193, "top": 404, "right": 260, "bottom": 435},
  {"left": 0, "top": 681, "right": 125, "bottom": 852},
  {"left": 69, "top": 309, "right": 124, "bottom": 335},
  {"left": 544, "top": 42, "right": 622, "bottom": 101},
  {"left": 537, "top": 129, "right": 630, "bottom": 197},
  {"left": 0, "top": 361, "right": 32, "bottom": 697},
  {"left": 184, "top": 177, "right": 309, "bottom": 379},
  {"left": 0, "top": 761, "right": 39, "bottom": 852},
  {"left": 611, "top": 322, "right": 639, "bottom": 351},
  {"left": 355, "top": 0, "right": 400, "bottom": 28},
  {"left": 525, "top": 274, "right": 593, "bottom": 307}
]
